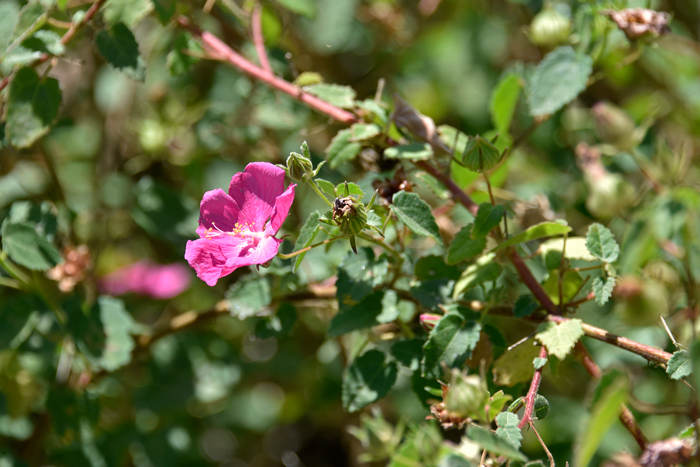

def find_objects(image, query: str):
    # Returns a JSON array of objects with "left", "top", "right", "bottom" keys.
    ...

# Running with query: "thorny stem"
[
  {"left": 574, "top": 342, "right": 648, "bottom": 450},
  {"left": 251, "top": 5, "right": 273, "bottom": 75},
  {"left": 518, "top": 346, "right": 547, "bottom": 429},
  {"left": 0, "top": 0, "right": 109, "bottom": 92},
  {"left": 529, "top": 420, "right": 555, "bottom": 467},
  {"left": 277, "top": 236, "right": 344, "bottom": 260}
]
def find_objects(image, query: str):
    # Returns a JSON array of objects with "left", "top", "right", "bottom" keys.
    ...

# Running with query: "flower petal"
[
  {"left": 185, "top": 237, "right": 247, "bottom": 286},
  {"left": 265, "top": 184, "right": 296, "bottom": 235},
  {"left": 228, "top": 162, "right": 286, "bottom": 231},
  {"left": 196, "top": 188, "right": 243, "bottom": 238},
  {"left": 225, "top": 236, "right": 283, "bottom": 271}
]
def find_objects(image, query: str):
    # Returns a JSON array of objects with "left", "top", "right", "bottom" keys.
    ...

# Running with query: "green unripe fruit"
[{"left": 528, "top": 7, "right": 572, "bottom": 48}]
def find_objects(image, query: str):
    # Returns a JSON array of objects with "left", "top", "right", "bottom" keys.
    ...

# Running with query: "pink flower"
[
  {"left": 99, "top": 261, "right": 191, "bottom": 299},
  {"left": 185, "top": 162, "right": 296, "bottom": 286}
]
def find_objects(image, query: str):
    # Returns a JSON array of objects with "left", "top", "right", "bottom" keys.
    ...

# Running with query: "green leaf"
[
  {"left": 495, "top": 412, "right": 522, "bottom": 449},
  {"left": 472, "top": 203, "right": 505, "bottom": 239},
  {"left": 538, "top": 237, "right": 597, "bottom": 263},
  {"left": 452, "top": 253, "right": 502, "bottom": 299},
  {"left": 104, "top": 0, "right": 152, "bottom": 27},
  {"left": 342, "top": 349, "right": 398, "bottom": 412},
  {"left": 527, "top": 46, "right": 593, "bottom": 117},
  {"left": 150, "top": 0, "right": 174, "bottom": 23},
  {"left": 496, "top": 411, "right": 519, "bottom": 427},
  {"left": 167, "top": 33, "right": 202, "bottom": 76},
  {"left": 7, "top": 200, "right": 57, "bottom": 240},
  {"left": 303, "top": 83, "right": 356, "bottom": 109},
  {"left": 315, "top": 178, "right": 336, "bottom": 196},
  {"left": 534, "top": 394, "right": 549, "bottom": 420},
  {"left": 666, "top": 350, "right": 691, "bottom": 381},
  {"left": 335, "top": 182, "right": 364, "bottom": 198},
  {"left": 326, "top": 129, "right": 361, "bottom": 169},
  {"left": 292, "top": 211, "right": 321, "bottom": 272},
  {"left": 94, "top": 22, "right": 146, "bottom": 81},
  {"left": 96, "top": 296, "right": 136, "bottom": 371},
  {"left": 275, "top": 0, "right": 316, "bottom": 18},
  {"left": 328, "top": 290, "right": 385, "bottom": 337},
  {"left": 384, "top": 143, "right": 434, "bottom": 161},
  {"left": 574, "top": 376, "right": 628, "bottom": 467},
  {"left": 0, "top": 0, "right": 20, "bottom": 52},
  {"left": 585, "top": 223, "right": 620, "bottom": 263},
  {"left": 447, "top": 225, "right": 486, "bottom": 265},
  {"left": 391, "top": 339, "right": 424, "bottom": 371},
  {"left": 541, "top": 269, "right": 584, "bottom": 305},
  {"left": 514, "top": 295, "right": 538, "bottom": 318},
  {"left": 336, "top": 248, "right": 388, "bottom": 312},
  {"left": 391, "top": 191, "right": 442, "bottom": 245},
  {"left": 490, "top": 73, "right": 522, "bottom": 135},
  {"left": 414, "top": 255, "right": 461, "bottom": 281},
  {"left": 1, "top": 221, "right": 61, "bottom": 270},
  {"left": 533, "top": 357, "right": 547, "bottom": 370},
  {"left": 492, "top": 342, "right": 540, "bottom": 386},
  {"left": 9, "top": 2, "right": 44, "bottom": 43},
  {"left": 5, "top": 67, "right": 61, "bottom": 148},
  {"left": 350, "top": 123, "right": 381, "bottom": 141},
  {"left": 421, "top": 314, "right": 481, "bottom": 379},
  {"left": 535, "top": 319, "right": 584, "bottom": 360},
  {"left": 255, "top": 303, "right": 297, "bottom": 339},
  {"left": 461, "top": 136, "right": 503, "bottom": 172},
  {"left": 21, "top": 29, "right": 64, "bottom": 55},
  {"left": 466, "top": 426, "right": 527, "bottom": 462},
  {"left": 226, "top": 276, "right": 272, "bottom": 319},
  {"left": 592, "top": 276, "right": 615, "bottom": 306},
  {"left": 0, "top": 296, "right": 42, "bottom": 349},
  {"left": 492, "top": 222, "right": 572, "bottom": 252}
]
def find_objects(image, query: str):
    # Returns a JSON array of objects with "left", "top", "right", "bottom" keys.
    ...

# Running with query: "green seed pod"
[{"left": 528, "top": 6, "right": 572, "bottom": 48}]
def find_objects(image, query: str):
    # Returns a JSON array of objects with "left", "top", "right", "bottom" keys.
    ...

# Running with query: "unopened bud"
[
  {"left": 592, "top": 101, "right": 637, "bottom": 151},
  {"left": 528, "top": 7, "right": 571, "bottom": 48},
  {"left": 419, "top": 313, "right": 441, "bottom": 331},
  {"left": 286, "top": 152, "right": 313, "bottom": 182},
  {"left": 444, "top": 370, "right": 490, "bottom": 421}
]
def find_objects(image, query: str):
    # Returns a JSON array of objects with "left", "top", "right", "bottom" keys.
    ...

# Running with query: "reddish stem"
[
  {"left": 518, "top": 346, "right": 548, "bottom": 429},
  {"left": 575, "top": 342, "right": 648, "bottom": 450},
  {"left": 251, "top": 5, "right": 273, "bottom": 75},
  {"left": 175, "top": 16, "right": 359, "bottom": 125},
  {"left": 508, "top": 249, "right": 561, "bottom": 315},
  {"left": 414, "top": 161, "right": 479, "bottom": 215},
  {"left": 0, "top": 0, "right": 108, "bottom": 92}
]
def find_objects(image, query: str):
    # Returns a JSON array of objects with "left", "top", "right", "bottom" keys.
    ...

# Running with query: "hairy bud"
[{"left": 528, "top": 7, "right": 572, "bottom": 48}]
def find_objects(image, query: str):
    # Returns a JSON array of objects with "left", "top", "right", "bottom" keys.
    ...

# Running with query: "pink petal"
[
  {"left": 225, "top": 236, "right": 283, "bottom": 271},
  {"left": 196, "top": 188, "right": 243, "bottom": 238},
  {"left": 228, "top": 162, "right": 286, "bottom": 231},
  {"left": 141, "top": 263, "right": 191, "bottom": 299},
  {"left": 185, "top": 237, "right": 247, "bottom": 286},
  {"left": 265, "top": 184, "right": 296, "bottom": 235}
]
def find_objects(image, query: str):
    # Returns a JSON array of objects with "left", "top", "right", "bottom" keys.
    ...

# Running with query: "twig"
[
  {"left": 175, "top": 16, "right": 358, "bottom": 125},
  {"left": 507, "top": 332, "right": 536, "bottom": 352},
  {"left": 508, "top": 249, "right": 561, "bottom": 315},
  {"left": 251, "top": 5, "right": 273, "bottom": 75},
  {"left": 0, "top": 0, "right": 108, "bottom": 92},
  {"left": 574, "top": 342, "right": 648, "bottom": 450},
  {"left": 518, "top": 346, "right": 547, "bottom": 429},
  {"left": 660, "top": 316, "right": 680, "bottom": 349},
  {"left": 529, "top": 420, "right": 555, "bottom": 467}
]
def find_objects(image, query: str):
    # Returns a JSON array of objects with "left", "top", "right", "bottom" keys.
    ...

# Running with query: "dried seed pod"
[{"left": 602, "top": 8, "right": 671, "bottom": 41}]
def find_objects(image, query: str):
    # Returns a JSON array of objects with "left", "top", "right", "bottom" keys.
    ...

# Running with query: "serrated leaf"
[
  {"left": 496, "top": 425, "right": 523, "bottom": 450},
  {"left": 533, "top": 357, "right": 547, "bottom": 370},
  {"left": 492, "top": 222, "right": 572, "bottom": 253},
  {"left": 527, "top": 46, "right": 593, "bottom": 117},
  {"left": 328, "top": 290, "right": 385, "bottom": 337},
  {"left": 5, "top": 67, "right": 61, "bottom": 148},
  {"left": 335, "top": 182, "right": 364, "bottom": 198},
  {"left": 421, "top": 314, "right": 481, "bottom": 379},
  {"left": 350, "top": 123, "right": 381, "bottom": 141},
  {"left": 466, "top": 426, "right": 527, "bottom": 462},
  {"left": 95, "top": 22, "right": 146, "bottom": 81},
  {"left": 391, "top": 339, "right": 424, "bottom": 371},
  {"left": 0, "top": 0, "right": 20, "bottom": 52},
  {"left": 336, "top": 248, "right": 388, "bottom": 311},
  {"left": 96, "top": 296, "right": 136, "bottom": 371},
  {"left": 472, "top": 203, "right": 505, "bottom": 239},
  {"left": 10, "top": 2, "right": 44, "bottom": 43},
  {"left": 292, "top": 211, "right": 320, "bottom": 272},
  {"left": 255, "top": 303, "right": 297, "bottom": 339},
  {"left": 514, "top": 295, "right": 538, "bottom": 318},
  {"left": 21, "top": 29, "right": 64, "bottom": 55},
  {"left": 666, "top": 350, "right": 691, "bottom": 381},
  {"left": 104, "top": 0, "right": 152, "bottom": 27},
  {"left": 535, "top": 319, "right": 584, "bottom": 360},
  {"left": 496, "top": 411, "right": 519, "bottom": 427},
  {"left": 326, "top": 129, "right": 361, "bottom": 169},
  {"left": 1, "top": 221, "right": 61, "bottom": 270},
  {"left": 585, "top": 223, "right": 620, "bottom": 263},
  {"left": 574, "top": 376, "right": 628, "bottom": 467},
  {"left": 342, "top": 349, "right": 398, "bottom": 412},
  {"left": 315, "top": 178, "right": 336, "bottom": 196},
  {"left": 226, "top": 276, "right": 272, "bottom": 319},
  {"left": 452, "top": 253, "right": 502, "bottom": 299},
  {"left": 303, "top": 83, "right": 356, "bottom": 109},
  {"left": 492, "top": 342, "right": 540, "bottom": 386},
  {"left": 490, "top": 73, "right": 522, "bottom": 135},
  {"left": 392, "top": 191, "right": 442, "bottom": 245},
  {"left": 592, "top": 276, "right": 615, "bottom": 306},
  {"left": 384, "top": 143, "right": 434, "bottom": 161},
  {"left": 447, "top": 225, "right": 485, "bottom": 265}
]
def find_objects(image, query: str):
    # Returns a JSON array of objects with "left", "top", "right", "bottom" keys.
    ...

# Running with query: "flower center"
[{"left": 204, "top": 222, "right": 264, "bottom": 241}]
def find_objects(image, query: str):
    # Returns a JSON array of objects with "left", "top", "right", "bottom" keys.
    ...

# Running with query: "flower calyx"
[
  {"left": 284, "top": 141, "right": 325, "bottom": 183},
  {"left": 320, "top": 183, "right": 383, "bottom": 254}
]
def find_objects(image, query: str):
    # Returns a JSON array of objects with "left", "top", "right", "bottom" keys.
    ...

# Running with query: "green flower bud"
[
  {"left": 592, "top": 101, "right": 638, "bottom": 152},
  {"left": 286, "top": 152, "right": 313, "bottom": 182},
  {"left": 461, "top": 135, "right": 505, "bottom": 172},
  {"left": 443, "top": 370, "right": 490, "bottom": 421},
  {"left": 528, "top": 6, "right": 572, "bottom": 48},
  {"left": 333, "top": 196, "right": 368, "bottom": 237}
]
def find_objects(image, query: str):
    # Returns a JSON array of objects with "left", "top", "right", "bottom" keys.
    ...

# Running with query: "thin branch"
[
  {"left": 508, "top": 249, "right": 561, "bottom": 315},
  {"left": 574, "top": 342, "right": 648, "bottom": 450},
  {"left": 175, "top": 16, "right": 358, "bottom": 125},
  {"left": 529, "top": 420, "right": 555, "bottom": 467},
  {"left": 518, "top": 346, "right": 547, "bottom": 429},
  {"left": 0, "top": 0, "right": 108, "bottom": 92},
  {"left": 251, "top": 5, "right": 273, "bottom": 75}
]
